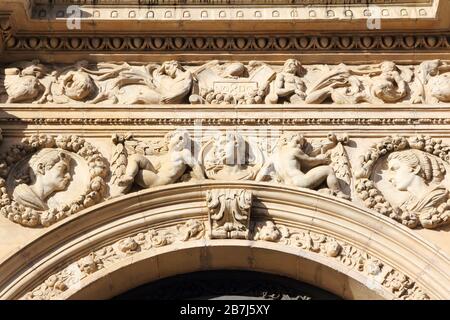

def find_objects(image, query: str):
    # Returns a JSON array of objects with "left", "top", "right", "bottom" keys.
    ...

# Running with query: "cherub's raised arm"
[{"left": 294, "top": 149, "right": 329, "bottom": 165}]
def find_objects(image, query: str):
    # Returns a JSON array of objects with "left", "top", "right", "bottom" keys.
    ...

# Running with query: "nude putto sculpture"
[
  {"left": 13, "top": 149, "right": 71, "bottom": 211},
  {"left": 118, "top": 130, "right": 204, "bottom": 190},
  {"left": 265, "top": 59, "right": 306, "bottom": 104},
  {"left": 255, "top": 133, "right": 348, "bottom": 199},
  {"left": 126, "top": 60, "right": 194, "bottom": 104}
]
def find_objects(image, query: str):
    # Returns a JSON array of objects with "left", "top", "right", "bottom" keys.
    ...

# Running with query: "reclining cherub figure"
[
  {"left": 255, "top": 133, "right": 348, "bottom": 199},
  {"left": 118, "top": 130, "right": 204, "bottom": 189}
]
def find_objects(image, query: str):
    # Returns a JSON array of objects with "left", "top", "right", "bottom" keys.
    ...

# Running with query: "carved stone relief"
[
  {"left": 109, "top": 130, "right": 352, "bottom": 200},
  {"left": 256, "top": 132, "right": 351, "bottom": 199},
  {"left": 23, "top": 219, "right": 205, "bottom": 300},
  {"left": 355, "top": 135, "right": 450, "bottom": 229},
  {"left": 2, "top": 59, "right": 450, "bottom": 105},
  {"left": 200, "top": 132, "right": 264, "bottom": 180},
  {"left": 109, "top": 130, "right": 205, "bottom": 198},
  {"left": 22, "top": 218, "right": 429, "bottom": 300},
  {"left": 206, "top": 189, "right": 252, "bottom": 239},
  {"left": 0, "top": 135, "right": 108, "bottom": 227}
]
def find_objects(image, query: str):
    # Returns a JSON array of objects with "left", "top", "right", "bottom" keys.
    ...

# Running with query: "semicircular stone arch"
[{"left": 0, "top": 181, "right": 446, "bottom": 300}]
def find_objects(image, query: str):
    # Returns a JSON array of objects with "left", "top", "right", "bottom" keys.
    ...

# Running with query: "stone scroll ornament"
[
  {"left": 0, "top": 135, "right": 108, "bottom": 227},
  {"left": 355, "top": 135, "right": 450, "bottom": 229},
  {"left": 206, "top": 189, "right": 252, "bottom": 240},
  {"left": 2, "top": 59, "right": 450, "bottom": 105}
]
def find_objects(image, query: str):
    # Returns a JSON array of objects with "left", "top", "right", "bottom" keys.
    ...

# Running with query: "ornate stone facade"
[{"left": 0, "top": 0, "right": 448, "bottom": 300}]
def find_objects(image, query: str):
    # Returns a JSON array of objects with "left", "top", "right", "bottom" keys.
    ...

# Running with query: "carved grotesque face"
[
  {"left": 215, "top": 133, "right": 239, "bottom": 164},
  {"left": 430, "top": 75, "right": 450, "bottom": 102},
  {"left": 387, "top": 158, "right": 417, "bottom": 191}
]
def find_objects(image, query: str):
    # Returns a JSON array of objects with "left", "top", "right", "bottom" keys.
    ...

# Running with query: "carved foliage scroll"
[
  {"left": 23, "top": 218, "right": 429, "bottom": 300},
  {"left": 206, "top": 189, "right": 252, "bottom": 239}
]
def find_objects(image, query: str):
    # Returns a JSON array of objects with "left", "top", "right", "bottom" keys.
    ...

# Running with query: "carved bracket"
[{"left": 206, "top": 188, "right": 252, "bottom": 239}]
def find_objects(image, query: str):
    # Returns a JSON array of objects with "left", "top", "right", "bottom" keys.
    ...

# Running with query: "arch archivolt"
[{"left": 0, "top": 182, "right": 446, "bottom": 300}]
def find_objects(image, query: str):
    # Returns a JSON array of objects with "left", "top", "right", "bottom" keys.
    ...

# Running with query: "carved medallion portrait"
[
  {"left": 356, "top": 135, "right": 450, "bottom": 229},
  {"left": 200, "top": 132, "right": 264, "bottom": 181},
  {"left": 0, "top": 135, "right": 109, "bottom": 227}
]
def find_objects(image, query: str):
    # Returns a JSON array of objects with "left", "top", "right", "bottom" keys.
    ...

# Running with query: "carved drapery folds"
[
  {"left": 355, "top": 135, "right": 450, "bottom": 229},
  {"left": 1, "top": 59, "right": 450, "bottom": 105},
  {"left": 0, "top": 135, "right": 108, "bottom": 227},
  {"left": 206, "top": 189, "right": 252, "bottom": 239}
]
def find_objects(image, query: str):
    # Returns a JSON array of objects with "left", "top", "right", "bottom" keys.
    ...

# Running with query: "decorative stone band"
[
  {"left": 0, "top": 135, "right": 109, "bottom": 227},
  {"left": 1, "top": 59, "right": 450, "bottom": 106},
  {"left": 22, "top": 218, "right": 429, "bottom": 300},
  {"left": 2, "top": 116, "right": 450, "bottom": 127},
  {"left": 6, "top": 34, "right": 449, "bottom": 53},
  {"left": 355, "top": 135, "right": 450, "bottom": 229}
]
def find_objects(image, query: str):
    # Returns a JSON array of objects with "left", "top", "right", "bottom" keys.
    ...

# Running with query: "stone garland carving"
[
  {"left": 109, "top": 130, "right": 351, "bottom": 200},
  {"left": 206, "top": 189, "right": 252, "bottom": 239},
  {"left": 355, "top": 135, "right": 450, "bottom": 229},
  {"left": 23, "top": 219, "right": 205, "bottom": 300},
  {"left": 253, "top": 221, "right": 429, "bottom": 300},
  {"left": 22, "top": 218, "right": 429, "bottom": 300},
  {"left": 0, "top": 135, "right": 108, "bottom": 227},
  {"left": 2, "top": 59, "right": 450, "bottom": 105}
]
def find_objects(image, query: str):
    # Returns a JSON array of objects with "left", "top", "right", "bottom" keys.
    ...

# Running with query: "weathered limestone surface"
[{"left": 0, "top": 0, "right": 448, "bottom": 301}]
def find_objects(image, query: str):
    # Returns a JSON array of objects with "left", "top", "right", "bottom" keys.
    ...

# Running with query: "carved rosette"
[
  {"left": 0, "top": 135, "right": 108, "bottom": 227},
  {"left": 206, "top": 189, "right": 252, "bottom": 239},
  {"left": 355, "top": 135, "right": 450, "bottom": 229}
]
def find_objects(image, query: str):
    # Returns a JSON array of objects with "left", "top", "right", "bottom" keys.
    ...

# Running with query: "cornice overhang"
[{"left": 1, "top": 0, "right": 448, "bottom": 33}]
